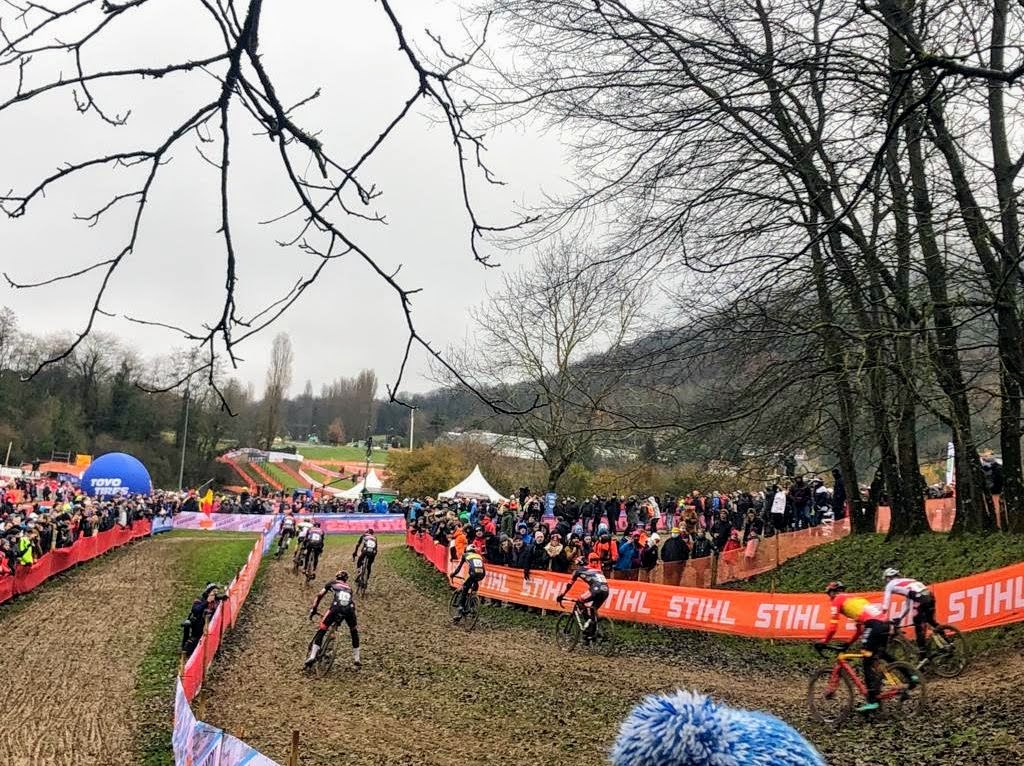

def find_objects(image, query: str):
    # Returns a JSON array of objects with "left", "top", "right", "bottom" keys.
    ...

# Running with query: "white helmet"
[{"left": 883, "top": 567, "right": 900, "bottom": 579}]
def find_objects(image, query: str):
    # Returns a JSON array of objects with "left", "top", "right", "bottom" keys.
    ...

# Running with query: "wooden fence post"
[{"left": 289, "top": 729, "right": 300, "bottom": 766}]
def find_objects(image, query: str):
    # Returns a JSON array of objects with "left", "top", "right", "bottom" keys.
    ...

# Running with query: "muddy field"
[
  {"left": 202, "top": 537, "right": 1024, "bottom": 766},
  {"left": 3, "top": 532, "right": 1017, "bottom": 766},
  {"left": 0, "top": 537, "right": 185, "bottom": 766}
]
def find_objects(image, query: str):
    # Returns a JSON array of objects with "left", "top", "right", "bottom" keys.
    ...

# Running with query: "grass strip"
[{"left": 134, "top": 534, "right": 261, "bottom": 766}]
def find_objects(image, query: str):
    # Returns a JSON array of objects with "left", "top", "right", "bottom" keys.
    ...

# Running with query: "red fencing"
[
  {"left": 407, "top": 530, "right": 1024, "bottom": 640},
  {"left": 247, "top": 462, "right": 282, "bottom": 492},
  {"left": 180, "top": 529, "right": 266, "bottom": 701},
  {"left": 0, "top": 520, "right": 152, "bottom": 606}
]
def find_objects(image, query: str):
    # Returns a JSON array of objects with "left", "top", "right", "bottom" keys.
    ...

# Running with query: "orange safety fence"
[
  {"left": 407, "top": 530, "right": 1024, "bottom": 640},
  {"left": 180, "top": 523, "right": 269, "bottom": 701}
]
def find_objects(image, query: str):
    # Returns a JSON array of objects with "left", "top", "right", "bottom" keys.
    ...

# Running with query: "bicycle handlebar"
[{"left": 813, "top": 643, "right": 847, "bottom": 658}]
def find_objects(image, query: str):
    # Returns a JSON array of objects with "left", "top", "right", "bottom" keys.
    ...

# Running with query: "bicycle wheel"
[
  {"left": 928, "top": 625, "right": 968, "bottom": 678},
  {"left": 888, "top": 633, "right": 918, "bottom": 667},
  {"left": 448, "top": 590, "right": 464, "bottom": 621},
  {"left": 878, "top": 661, "right": 926, "bottom": 718},
  {"left": 592, "top": 617, "right": 617, "bottom": 656},
  {"left": 807, "top": 668, "right": 854, "bottom": 727},
  {"left": 462, "top": 594, "right": 480, "bottom": 631},
  {"left": 554, "top": 613, "right": 580, "bottom": 652},
  {"left": 292, "top": 549, "right": 302, "bottom": 575},
  {"left": 355, "top": 573, "right": 367, "bottom": 598},
  {"left": 315, "top": 632, "right": 335, "bottom": 678}
]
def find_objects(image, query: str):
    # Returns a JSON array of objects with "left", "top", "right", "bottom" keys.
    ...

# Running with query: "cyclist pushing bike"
[
  {"left": 881, "top": 568, "right": 939, "bottom": 658},
  {"left": 450, "top": 545, "right": 485, "bottom": 622},
  {"left": 306, "top": 569, "right": 361, "bottom": 669},
  {"left": 352, "top": 527, "right": 379, "bottom": 581},
  {"left": 816, "top": 581, "right": 912, "bottom": 713},
  {"left": 556, "top": 553, "right": 609, "bottom": 644}
]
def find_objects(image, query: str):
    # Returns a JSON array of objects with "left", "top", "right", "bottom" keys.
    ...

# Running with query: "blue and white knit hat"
[{"left": 611, "top": 690, "right": 825, "bottom": 766}]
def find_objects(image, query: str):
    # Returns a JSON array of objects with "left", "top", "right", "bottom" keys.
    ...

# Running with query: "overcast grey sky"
[{"left": 0, "top": 0, "right": 572, "bottom": 397}]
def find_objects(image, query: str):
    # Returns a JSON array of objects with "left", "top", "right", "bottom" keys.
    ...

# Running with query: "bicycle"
[
  {"left": 291, "top": 542, "right": 305, "bottom": 575},
  {"left": 889, "top": 621, "right": 968, "bottom": 678},
  {"left": 554, "top": 598, "right": 616, "bottom": 655},
  {"left": 274, "top": 531, "right": 291, "bottom": 560},
  {"left": 303, "top": 549, "right": 319, "bottom": 584},
  {"left": 448, "top": 577, "right": 480, "bottom": 630},
  {"left": 807, "top": 644, "right": 926, "bottom": 726},
  {"left": 306, "top": 624, "right": 337, "bottom": 677},
  {"left": 355, "top": 557, "right": 370, "bottom": 598}
]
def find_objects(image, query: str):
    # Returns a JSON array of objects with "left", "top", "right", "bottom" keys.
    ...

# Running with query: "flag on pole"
[{"left": 200, "top": 488, "right": 214, "bottom": 515}]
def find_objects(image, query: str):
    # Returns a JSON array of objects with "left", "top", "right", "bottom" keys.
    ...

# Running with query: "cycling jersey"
[
  {"left": 297, "top": 521, "right": 312, "bottom": 539},
  {"left": 307, "top": 528, "right": 325, "bottom": 547},
  {"left": 282, "top": 516, "right": 296, "bottom": 530},
  {"left": 572, "top": 566, "right": 609, "bottom": 593},
  {"left": 362, "top": 535, "right": 377, "bottom": 553},
  {"left": 330, "top": 581, "right": 353, "bottom": 608},
  {"left": 882, "top": 578, "right": 929, "bottom": 612},
  {"left": 453, "top": 550, "right": 485, "bottom": 581},
  {"left": 823, "top": 593, "right": 886, "bottom": 643}
]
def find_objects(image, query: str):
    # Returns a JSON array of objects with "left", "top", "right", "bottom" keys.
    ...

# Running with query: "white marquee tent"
[
  {"left": 338, "top": 468, "right": 384, "bottom": 499},
  {"left": 438, "top": 465, "right": 507, "bottom": 503}
]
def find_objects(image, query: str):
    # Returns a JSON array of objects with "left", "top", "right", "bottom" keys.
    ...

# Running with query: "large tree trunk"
[{"left": 986, "top": 0, "right": 1024, "bottom": 530}]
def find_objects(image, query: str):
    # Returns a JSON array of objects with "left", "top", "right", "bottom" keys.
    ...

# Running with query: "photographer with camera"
[{"left": 181, "top": 582, "right": 229, "bottom": 657}]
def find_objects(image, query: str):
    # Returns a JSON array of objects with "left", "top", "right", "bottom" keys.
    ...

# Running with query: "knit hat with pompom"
[{"left": 611, "top": 690, "right": 825, "bottom": 766}]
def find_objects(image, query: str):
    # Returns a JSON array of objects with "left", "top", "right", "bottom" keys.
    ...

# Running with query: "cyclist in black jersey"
[
  {"left": 306, "top": 570, "right": 360, "bottom": 668},
  {"left": 352, "top": 528, "right": 379, "bottom": 579},
  {"left": 450, "top": 546, "right": 486, "bottom": 621},
  {"left": 556, "top": 553, "right": 609, "bottom": 641}
]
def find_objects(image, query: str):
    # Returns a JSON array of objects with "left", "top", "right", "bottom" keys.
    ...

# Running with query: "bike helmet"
[
  {"left": 367, "top": 527, "right": 374, "bottom": 534},
  {"left": 883, "top": 567, "right": 900, "bottom": 579},
  {"left": 336, "top": 570, "right": 349, "bottom": 581},
  {"left": 825, "top": 581, "right": 845, "bottom": 596}
]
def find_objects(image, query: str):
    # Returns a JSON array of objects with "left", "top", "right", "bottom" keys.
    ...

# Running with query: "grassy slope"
[
  {"left": 134, "top": 531, "right": 262, "bottom": 766},
  {"left": 288, "top": 443, "right": 390, "bottom": 463},
  {"left": 262, "top": 462, "right": 304, "bottom": 490}
]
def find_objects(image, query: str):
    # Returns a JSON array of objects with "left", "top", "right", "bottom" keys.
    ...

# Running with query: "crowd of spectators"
[
  {"left": 407, "top": 477, "right": 844, "bottom": 588},
  {"left": 0, "top": 477, "right": 193, "bottom": 579}
]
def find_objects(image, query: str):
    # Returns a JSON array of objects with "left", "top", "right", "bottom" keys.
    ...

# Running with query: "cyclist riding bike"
[
  {"left": 296, "top": 516, "right": 313, "bottom": 545},
  {"left": 306, "top": 569, "right": 360, "bottom": 669},
  {"left": 881, "top": 568, "right": 939, "bottom": 656},
  {"left": 816, "top": 580, "right": 908, "bottom": 713},
  {"left": 556, "top": 553, "right": 609, "bottom": 643},
  {"left": 303, "top": 521, "right": 325, "bottom": 575},
  {"left": 278, "top": 512, "right": 297, "bottom": 550},
  {"left": 352, "top": 527, "right": 379, "bottom": 580},
  {"left": 450, "top": 545, "right": 486, "bottom": 622}
]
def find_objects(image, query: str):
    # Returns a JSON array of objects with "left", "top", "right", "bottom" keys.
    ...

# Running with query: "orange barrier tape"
[{"left": 408, "top": 531, "right": 1024, "bottom": 639}]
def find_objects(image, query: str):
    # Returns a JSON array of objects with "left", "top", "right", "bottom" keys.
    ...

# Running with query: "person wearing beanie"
[{"left": 611, "top": 689, "right": 825, "bottom": 766}]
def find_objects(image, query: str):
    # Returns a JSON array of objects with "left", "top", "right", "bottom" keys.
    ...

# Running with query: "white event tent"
[
  {"left": 438, "top": 465, "right": 507, "bottom": 503},
  {"left": 338, "top": 468, "right": 384, "bottom": 499}
]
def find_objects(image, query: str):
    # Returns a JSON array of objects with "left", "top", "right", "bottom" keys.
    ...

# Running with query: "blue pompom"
[{"left": 611, "top": 690, "right": 825, "bottom": 766}]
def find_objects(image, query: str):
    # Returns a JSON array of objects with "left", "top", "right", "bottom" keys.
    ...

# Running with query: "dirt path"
[
  {"left": 202, "top": 537, "right": 811, "bottom": 766},
  {"left": 0, "top": 537, "right": 188, "bottom": 766}
]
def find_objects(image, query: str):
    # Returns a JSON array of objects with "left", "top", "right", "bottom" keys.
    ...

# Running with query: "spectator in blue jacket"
[{"left": 614, "top": 531, "right": 640, "bottom": 581}]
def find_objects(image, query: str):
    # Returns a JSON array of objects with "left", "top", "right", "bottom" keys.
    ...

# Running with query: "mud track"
[
  {"left": 202, "top": 536, "right": 1024, "bottom": 766},
  {"left": 201, "top": 537, "right": 809, "bottom": 765},
  {"left": 0, "top": 537, "right": 184, "bottom": 766}
]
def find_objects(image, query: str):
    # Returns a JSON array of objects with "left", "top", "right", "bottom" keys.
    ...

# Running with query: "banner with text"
[
  {"left": 173, "top": 512, "right": 405, "bottom": 534},
  {"left": 407, "top": 531, "right": 1024, "bottom": 640}
]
